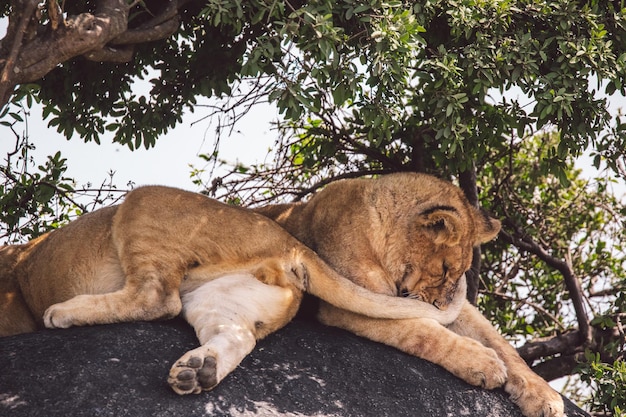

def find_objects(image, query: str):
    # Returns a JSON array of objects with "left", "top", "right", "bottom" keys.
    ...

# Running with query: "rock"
[{"left": 0, "top": 318, "right": 588, "bottom": 417}]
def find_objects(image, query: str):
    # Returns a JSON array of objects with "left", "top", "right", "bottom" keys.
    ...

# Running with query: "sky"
[
  {"left": 5, "top": 88, "right": 624, "bottom": 196},
  {"left": 0, "top": 97, "right": 279, "bottom": 192}
]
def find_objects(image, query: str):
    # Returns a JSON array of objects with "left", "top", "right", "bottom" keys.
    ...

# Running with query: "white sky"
[{"left": 0, "top": 99, "right": 278, "bottom": 191}]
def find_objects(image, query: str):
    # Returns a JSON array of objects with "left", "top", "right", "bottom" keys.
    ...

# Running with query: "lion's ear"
[
  {"left": 416, "top": 206, "right": 463, "bottom": 246},
  {"left": 472, "top": 207, "right": 501, "bottom": 245}
]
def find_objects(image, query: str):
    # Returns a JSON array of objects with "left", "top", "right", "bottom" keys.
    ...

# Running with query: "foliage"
[
  {"left": 479, "top": 132, "right": 625, "bottom": 336},
  {"left": 2, "top": 1, "right": 626, "bottom": 414},
  {"left": 0, "top": 101, "right": 126, "bottom": 242},
  {"left": 191, "top": 0, "right": 626, "bottom": 205},
  {"left": 1, "top": 0, "right": 625, "bottom": 170},
  {"left": 477, "top": 132, "right": 626, "bottom": 411},
  {"left": 579, "top": 353, "right": 626, "bottom": 416},
  {"left": 0, "top": 101, "right": 74, "bottom": 241}
]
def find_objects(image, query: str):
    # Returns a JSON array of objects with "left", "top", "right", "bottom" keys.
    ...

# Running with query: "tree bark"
[
  {"left": 0, "top": 0, "right": 187, "bottom": 109},
  {"left": 458, "top": 164, "right": 481, "bottom": 305}
]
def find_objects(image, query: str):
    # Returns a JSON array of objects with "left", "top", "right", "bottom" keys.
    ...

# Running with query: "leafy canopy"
[{"left": 2, "top": 0, "right": 625, "bottom": 177}]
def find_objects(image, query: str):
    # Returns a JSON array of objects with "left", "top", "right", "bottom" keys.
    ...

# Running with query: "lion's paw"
[
  {"left": 168, "top": 351, "right": 218, "bottom": 395},
  {"left": 452, "top": 340, "right": 507, "bottom": 389},
  {"left": 506, "top": 374, "right": 565, "bottom": 417},
  {"left": 43, "top": 303, "right": 75, "bottom": 329}
]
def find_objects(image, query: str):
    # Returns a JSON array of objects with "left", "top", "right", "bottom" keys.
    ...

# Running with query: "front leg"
[
  {"left": 448, "top": 303, "right": 564, "bottom": 417},
  {"left": 317, "top": 301, "right": 507, "bottom": 390},
  {"left": 43, "top": 280, "right": 182, "bottom": 329},
  {"left": 169, "top": 273, "right": 300, "bottom": 394}
]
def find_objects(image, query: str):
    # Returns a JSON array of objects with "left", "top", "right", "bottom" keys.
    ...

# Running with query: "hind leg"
[
  {"left": 0, "top": 279, "right": 38, "bottom": 337},
  {"left": 168, "top": 273, "right": 300, "bottom": 394},
  {"left": 44, "top": 198, "right": 191, "bottom": 330}
]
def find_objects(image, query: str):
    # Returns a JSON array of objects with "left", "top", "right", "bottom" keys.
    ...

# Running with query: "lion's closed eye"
[{"left": 426, "top": 263, "right": 448, "bottom": 289}]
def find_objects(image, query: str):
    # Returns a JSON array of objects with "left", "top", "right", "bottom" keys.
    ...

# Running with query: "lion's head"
[
  {"left": 395, "top": 201, "right": 500, "bottom": 310},
  {"left": 256, "top": 172, "right": 501, "bottom": 311}
]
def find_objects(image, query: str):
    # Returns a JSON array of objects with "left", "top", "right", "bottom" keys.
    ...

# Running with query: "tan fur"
[
  {"left": 0, "top": 184, "right": 465, "bottom": 394},
  {"left": 255, "top": 172, "right": 564, "bottom": 417}
]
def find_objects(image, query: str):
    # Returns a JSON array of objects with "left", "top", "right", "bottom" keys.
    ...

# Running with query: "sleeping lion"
[
  {"left": 255, "top": 172, "right": 564, "bottom": 417},
  {"left": 0, "top": 183, "right": 464, "bottom": 395},
  {"left": 0, "top": 173, "right": 563, "bottom": 417}
]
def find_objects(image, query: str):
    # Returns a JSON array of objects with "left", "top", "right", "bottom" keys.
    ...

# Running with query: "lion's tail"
[
  {"left": 293, "top": 246, "right": 465, "bottom": 325},
  {"left": 0, "top": 243, "right": 38, "bottom": 336}
]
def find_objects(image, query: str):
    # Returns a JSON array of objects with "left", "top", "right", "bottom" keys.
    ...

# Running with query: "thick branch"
[
  {"left": 86, "top": 0, "right": 195, "bottom": 62},
  {"left": 14, "top": 1, "right": 132, "bottom": 82},
  {"left": 458, "top": 164, "right": 481, "bottom": 304},
  {"left": 83, "top": 45, "right": 136, "bottom": 63},
  {"left": 0, "top": 0, "right": 133, "bottom": 108},
  {"left": 0, "top": 0, "right": 39, "bottom": 106},
  {"left": 0, "top": 0, "right": 191, "bottom": 109},
  {"left": 530, "top": 353, "right": 583, "bottom": 381},
  {"left": 85, "top": 14, "right": 181, "bottom": 62},
  {"left": 108, "top": 0, "right": 193, "bottom": 47},
  {"left": 517, "top": 330, "right": 583, "bottom": 362},
  {"left": 518, "top": 322, "right": 624, "bottom": 381},
  {"left": 109, "top": 17, "right": 180, "bottom": 46}
]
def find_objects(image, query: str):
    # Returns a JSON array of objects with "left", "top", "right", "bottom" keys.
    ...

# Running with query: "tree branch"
[
  {"left": 109, "top": 0, "right": 191, "bottom": 47},
  {"left": 517, "top": 320, "right": 625, "bottom": 381},
  {"left": 83, "top": 45, "right": 136, "bottom": 63},
  {"left": 108, "top": 17, "right": 180, "bottom": 46},
  {"left": 458, "top": 164, "right": 482, "bottom": 304},
  {"left": 530, "top": 353, "right": 583, "bottom": 381},
  {"left": 481, "top": 289, "right": 567, "bottom": 331},
  {"left": 15, "top": 1, "right": 132, "bottom": 81},
  {"left": 0, "top": 0, "right": 193, "bottom": 109},
  {"left": 500, "top": 228, "right": 591, "bottom": 344},
  {"left": 517, "top": 330, "right": 583, "bottom": 362},
  {"left": 0, "top": 0, "right": 133, "bottom": 109},
  {"left": 0, "top": 0, "right": 39, "bottom": 106}
]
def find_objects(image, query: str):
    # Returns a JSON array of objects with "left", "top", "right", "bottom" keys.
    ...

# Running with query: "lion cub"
[
  {"left": 0, "top": 185, "right": 464, "bottom": 394},
  {"left": 255, "top": 172, "right": 565, "bottom": 417}
]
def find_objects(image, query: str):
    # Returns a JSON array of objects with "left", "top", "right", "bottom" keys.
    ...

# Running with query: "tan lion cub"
[
  {"left": 255, "top": 172, "right": 565, "bottom": 417},
  {"left": 0, "top": 185, "right": 465, "bottom": 395}
]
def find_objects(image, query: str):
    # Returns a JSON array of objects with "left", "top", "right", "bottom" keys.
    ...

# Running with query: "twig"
[{"left": 480, "top": 289, "right": 567, "bottom": 331}]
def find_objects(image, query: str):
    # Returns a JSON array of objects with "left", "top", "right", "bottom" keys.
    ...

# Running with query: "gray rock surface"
[{"left": 0, "top": 318, "right": 589, "bottom": 417}]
